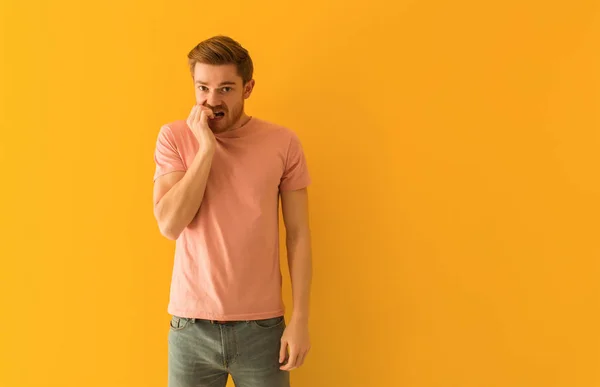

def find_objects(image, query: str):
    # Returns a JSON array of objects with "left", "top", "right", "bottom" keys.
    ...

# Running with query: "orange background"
[{"left": 1, "top": 0, "right": 599, "bottom": 386}]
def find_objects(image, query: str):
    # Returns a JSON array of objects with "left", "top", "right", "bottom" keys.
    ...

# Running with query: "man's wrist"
[
  {"left": 197, "top": 146, "right": 215, "bottom": 158},
  {"left": 290, "top": 311, "right": 309, "bottom": 324},
  {"left": 192, "top": 147, "right": 215, "bottom": 165}
]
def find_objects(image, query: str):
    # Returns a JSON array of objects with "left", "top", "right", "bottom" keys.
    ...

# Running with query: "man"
[{"left": 152, "top": 35, "right": 313, "bottom": 387}]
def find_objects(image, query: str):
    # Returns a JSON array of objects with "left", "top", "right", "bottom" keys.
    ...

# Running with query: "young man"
[{"left": 152, "top": 35, "right": 313, "bottom": 387}]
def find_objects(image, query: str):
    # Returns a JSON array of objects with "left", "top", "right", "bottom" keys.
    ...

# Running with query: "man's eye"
[
  {"left": 198, "top": 86, "right": 208, "bottom": 91},
  {"left": 221, "top": 87, "right": 231, "bottom": 92}
]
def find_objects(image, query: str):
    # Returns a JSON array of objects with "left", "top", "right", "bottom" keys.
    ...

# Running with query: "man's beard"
[{"left": 210, "top": 102, "right": 243, "bottom": 133}]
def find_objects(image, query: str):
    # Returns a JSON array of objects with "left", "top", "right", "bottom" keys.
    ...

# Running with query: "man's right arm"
[{"left": 153, "top": 148, "right": 214, "bottom": 240}]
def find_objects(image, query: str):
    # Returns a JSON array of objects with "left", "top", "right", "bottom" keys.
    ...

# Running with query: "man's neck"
[{"left": 230, "top": 113, "right": 251, "bottom": 130}]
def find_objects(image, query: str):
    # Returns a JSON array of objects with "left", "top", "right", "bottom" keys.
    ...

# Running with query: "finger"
[
  {"left": 285, "top": 354, "right": 299, "bottom": 370},
  {"left": 297, "top": 351, "right": 307, "bottom": 368},
  {"left": 200, "top": 106, "right": 215, "bottom": 122},
  {"left": 187, "top": 105, "right": 198, "bottom": 127},
  {"left": 294, "top": 348, "right": 307, "bottom": 369},
  {"left": 279, "top": 340, "right": 288, "bottom": 364},
  {"left": 194, "top": 105, "right": 204, "bottom": 125},
  {"left": 189, "top": 104, "right": 199, "bottom": 117},
  {"left": 281, "top": 348, "right": 298, "bottom": 371},
  {"left": 196, "top": 107, "right": 208, "bottom": 127}
]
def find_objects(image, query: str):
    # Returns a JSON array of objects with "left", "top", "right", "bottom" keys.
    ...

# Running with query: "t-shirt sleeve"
[
  {"left": 153, "top": 125, "right": 186, "bottom": 182},
  {"left": 279, "top": 131, "right": 311, "bottom": 191}
]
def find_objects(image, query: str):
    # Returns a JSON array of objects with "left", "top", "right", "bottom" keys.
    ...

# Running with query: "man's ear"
[{"left": 243, "top": 79, "right": 255, "bottom": 99}]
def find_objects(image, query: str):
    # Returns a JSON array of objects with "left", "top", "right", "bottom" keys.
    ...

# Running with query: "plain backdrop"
[{"left": 1, "top": 0, "right": 599, "bottom": 386}]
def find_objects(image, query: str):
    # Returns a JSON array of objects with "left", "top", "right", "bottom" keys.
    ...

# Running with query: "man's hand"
[
  {"left": 186, "top": 104, "right": 216, "bottom": 154},
  {"left": 279, "top": 318, "right": 311, "bottom": 371}
]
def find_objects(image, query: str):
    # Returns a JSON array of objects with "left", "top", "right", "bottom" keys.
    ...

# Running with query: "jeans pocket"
[
  {"left": 252, "top": 316, "right": 285, "bottom": 329},
  {"left": 169, "top": 315, "right": 189, "bottom": 331}
]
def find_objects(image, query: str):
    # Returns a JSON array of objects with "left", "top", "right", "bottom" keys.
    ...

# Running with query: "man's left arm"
[{"left": 279, "top": 187, "right": 312, "bottom": 371}]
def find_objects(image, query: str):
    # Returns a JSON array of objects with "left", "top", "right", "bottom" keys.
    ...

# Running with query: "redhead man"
[{"left": 152, "top": 35, "right": 312, "bottom": 387}]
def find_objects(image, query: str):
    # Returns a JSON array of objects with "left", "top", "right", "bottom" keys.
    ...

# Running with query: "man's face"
[{"left": 193, "top": 63, "right": 254, "bottom": 133}]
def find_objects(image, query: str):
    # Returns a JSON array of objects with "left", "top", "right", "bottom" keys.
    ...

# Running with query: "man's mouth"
[{"left": 209, "top": 111, "right": 226, "bottom": 122}]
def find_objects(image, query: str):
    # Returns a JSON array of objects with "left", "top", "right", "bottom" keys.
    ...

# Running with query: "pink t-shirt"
[{"left": 153, "top": 116, "right": 311, "bottom": 320}]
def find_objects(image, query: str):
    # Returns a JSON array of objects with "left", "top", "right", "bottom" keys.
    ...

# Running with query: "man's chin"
[{"left": 209, "top": 123, "right": 229, "bottom": 134}]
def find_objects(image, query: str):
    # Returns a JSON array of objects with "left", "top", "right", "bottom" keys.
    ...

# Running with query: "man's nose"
[{"left": 206, "top": 91, "right": 221, "bottom": 108}]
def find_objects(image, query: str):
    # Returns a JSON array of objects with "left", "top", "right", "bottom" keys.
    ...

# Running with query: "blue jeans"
[{"left": 168, "top": 315, "right": 290, "bottom": 387}]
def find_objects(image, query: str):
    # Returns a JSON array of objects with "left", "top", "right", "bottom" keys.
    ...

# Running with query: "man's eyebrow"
[{"left": 195, "top": 81, "right": 237, "bottom": 86}]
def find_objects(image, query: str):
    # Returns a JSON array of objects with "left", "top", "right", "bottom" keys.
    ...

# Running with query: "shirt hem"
[
  {"left": 167, "top": 306, "right": 286, "bottom": 321},
  {"left": 279, "top": 180, "right": 311, "bottom": 192},
  {"left": 153, "top": 169, "right": 186, "bottom": 182}
]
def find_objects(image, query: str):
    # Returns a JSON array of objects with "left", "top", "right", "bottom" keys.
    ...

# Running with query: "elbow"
[
  {"left": 155, "top": 212, "right": 182, "bottom": 241},
  {"left": 159, "top": 224, "right": 180, "bottom": 240},
  {"left": 154, "top": 202, "right": 180, "bottom": 240}
]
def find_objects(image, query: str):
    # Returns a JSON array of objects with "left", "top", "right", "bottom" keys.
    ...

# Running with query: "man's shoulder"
[
  {"left": 158, "top": 119, "right": 188, "bottom": 136},
  {"left": 154, "top": 120, "right": 192, "bottom": 148},
  {"left": 252, "top": 117, "right": 301, "bottom": 141}
]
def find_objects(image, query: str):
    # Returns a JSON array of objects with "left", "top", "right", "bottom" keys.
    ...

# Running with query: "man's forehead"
[{"left": 193, "top": 63, "right": 240, "bottom": 84}]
